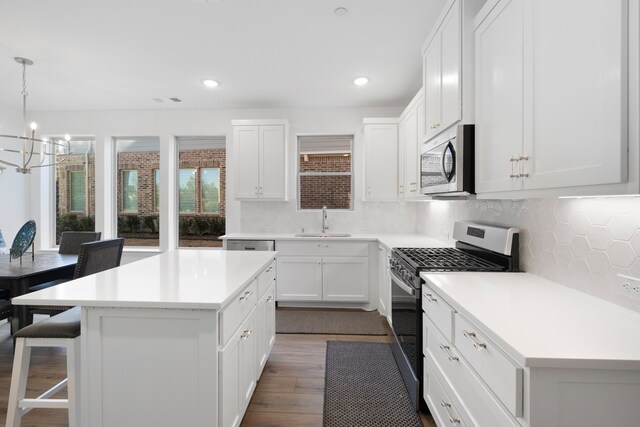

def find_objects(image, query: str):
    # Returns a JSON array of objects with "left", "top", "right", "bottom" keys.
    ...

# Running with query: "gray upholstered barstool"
[{"left": 6, "top": 307, "right": 81, "bottom": 427}]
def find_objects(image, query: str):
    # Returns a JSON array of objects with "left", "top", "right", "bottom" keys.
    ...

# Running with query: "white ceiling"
[{"left": 0, "top": 0, "right": 446, "bottom": 112}]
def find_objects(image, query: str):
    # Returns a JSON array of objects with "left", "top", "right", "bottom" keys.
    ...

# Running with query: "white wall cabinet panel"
[
  {"left": 398, "top": 90, "right": 424, "bottom": 199},
  {"left": 322, "top": 257, "right": 369, "bottom": 302},
  {"left": 424, "top": 38, "right": 442, "bottom": 141},
  {"left": 439, "top": 0, "right": 462, "bottom": 130},
  {"left": 233, "top": 120, "right": 287, "bottom": 200},
  {"left": 475, "top": 0, "right": 525, "bottom": 193},
  {"left": 363, "top": 119, "right": 399, "bottom": 200},
  {"left": 475, "top": 0, "right": 627, "bottom": 195}
]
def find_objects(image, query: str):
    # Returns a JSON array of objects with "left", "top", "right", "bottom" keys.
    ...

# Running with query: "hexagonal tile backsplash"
[{"left": 417, "top": 197, "right": 640, "bottom": 313}]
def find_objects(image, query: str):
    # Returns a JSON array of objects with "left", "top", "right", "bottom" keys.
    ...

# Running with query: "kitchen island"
[{"left": 12, "top": 249, "right": 277, "bottom": 427}]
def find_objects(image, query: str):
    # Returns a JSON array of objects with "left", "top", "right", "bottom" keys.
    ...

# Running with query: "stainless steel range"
[{"left": 389, "top": 221, "right": 520, "bottom": 411}]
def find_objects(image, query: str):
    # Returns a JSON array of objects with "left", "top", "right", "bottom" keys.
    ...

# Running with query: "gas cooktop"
[{"left": 394, "top": 247, "right": 506, "bottom": 273}]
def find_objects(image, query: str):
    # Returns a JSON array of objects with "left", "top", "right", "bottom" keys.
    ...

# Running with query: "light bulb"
[
  {"left": 202, "top": 79, "right": 219, "bottom": 88},
  {"left": 29, "top": 122, "right": 38, "bottom": 130},
  {"left": 64, "top": 134, "right": 71, "bottom": 141},
  {"left": 353, "top": 77, "right": 370, "bottom": 86}
]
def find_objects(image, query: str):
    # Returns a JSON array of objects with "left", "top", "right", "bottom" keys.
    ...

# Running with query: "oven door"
[{"left": 390, "top": 271, "right": 421, "bottom": 410}]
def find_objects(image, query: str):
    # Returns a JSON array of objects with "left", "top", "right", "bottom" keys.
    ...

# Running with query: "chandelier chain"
[{"left": 21, "top": 61, "right": 28, "bottom": 97}]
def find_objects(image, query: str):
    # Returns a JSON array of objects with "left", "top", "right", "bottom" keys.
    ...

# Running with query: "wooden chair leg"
[{"left": 6, "top": 338, "right": 32, "bottom": 427}]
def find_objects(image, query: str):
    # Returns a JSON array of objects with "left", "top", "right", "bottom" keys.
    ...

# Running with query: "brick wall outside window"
[{"left": 299, "top": 154, "right": 352, "bottom": 210}]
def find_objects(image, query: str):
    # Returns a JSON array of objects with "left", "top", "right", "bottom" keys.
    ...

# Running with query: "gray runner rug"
[
  {"left": 324, "top": 341, "right": 423, "bottom": 427},
  {"left": 276, "top": 308, "right": 385, "bottom": 335}
]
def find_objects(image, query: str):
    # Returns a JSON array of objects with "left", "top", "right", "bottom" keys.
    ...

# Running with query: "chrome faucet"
[{"left": 322, "top": 205, "right": 329, "bottom": 233}]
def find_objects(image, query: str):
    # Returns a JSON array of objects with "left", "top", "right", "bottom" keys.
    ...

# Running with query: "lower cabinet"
[
  {"left": 377, "top": 245, "right": 391, "bottom": 319},
  {"left": 219, "top": 260, "right": 276, "bottom": 427},
  {"left": 276, "top": 256, "right": 323, "bottom": 301},
  {"left": 219, "top": 309, "right": 256, "bottom": 427}
]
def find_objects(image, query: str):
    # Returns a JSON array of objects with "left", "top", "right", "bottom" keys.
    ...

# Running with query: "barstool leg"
[
  {"left": 6, "top": 338, "right": 31, "bottom": 427},
  {"left": 66, "top": 336, "right": 81, "bottom": 427}
]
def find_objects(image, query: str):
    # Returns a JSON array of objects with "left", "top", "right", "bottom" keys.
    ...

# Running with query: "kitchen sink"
[{"left": 294, "top": 232, "right": 352, "bottom": 238}]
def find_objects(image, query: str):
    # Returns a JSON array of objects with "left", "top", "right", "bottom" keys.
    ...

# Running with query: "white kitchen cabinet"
[
  {"left": 276, "top": 241, "right": 370, "bottom": 303},
  {"left": 220, "top": 308, "right": 256, "bottom": 427},
  {"left": 322, "top": 257, "right": 369, "bottom": 302},
  {"left": 256, "top": 283, "right": 276, "bottom": 378},
  {"left": 475, "top": 0, "right": 628, "bottom": 195},
  {"left": 363, "top": 118, "right": 399, "bottom": 200},
  {"left": 377, "top": 245, "right": 391, "bottom": 320},
  {"left": 399, "top": 90, "right": 424, "bottom": 198},
  {"left": 422, "top": 0, "right": 483, "bottom": 143},
  {"left": 232, "top": 120, "right": 288, "bottom": 200}
]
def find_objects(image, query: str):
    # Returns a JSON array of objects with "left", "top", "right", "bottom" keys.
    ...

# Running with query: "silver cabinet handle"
[
  {"left": 424, "top": 293, "right": 437, "bottom": 303},
  {"left": 439, "top": 344, "right": 459, "bottom": 361},
  {"left": 463, "top": 330, "right": 487, "bottom": 349},
  {"left": 440, "top": 401, "right": 461, "bottom": 424},
  {"left": 239, "top": 290, "right": 254, "bottom": 301},
  {"left": 266, "top": 266, "right": 274, "bottom": 273},
  {"left": 266, "top": 296, "right": 273, "bottom": 302},
  {"left": 241, "top": 329, "right": 252, "bottom": 340}
]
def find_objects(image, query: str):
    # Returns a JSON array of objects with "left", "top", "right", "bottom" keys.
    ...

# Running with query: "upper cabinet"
[
  {"left": 363, "top": 118, "right": 399, "bottom": 201},
  {"left": 399, "top": 90, "right": 425, "bottom": 198},
  {"left": 475, "top": 0, "right": 628, "bottom": 195},
  {"left": 233, "top": 120, "right": 288, "bottom": 200},
  {"left": 422, "top": 0, "right": 483, "bottom": 143}
]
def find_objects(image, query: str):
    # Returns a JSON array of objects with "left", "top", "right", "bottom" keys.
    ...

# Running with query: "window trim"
[
  {"left": 296, "top": 135, "right": 354, "bottom": 211},
  {"left": 153, "top": 169, "right": 160, "bottom": 213}
]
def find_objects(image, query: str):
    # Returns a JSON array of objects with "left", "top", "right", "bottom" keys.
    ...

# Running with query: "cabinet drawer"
[
  {"left": 454, "top": 313, "right": 523, "bottom": 418},
  {"left": 425, "top": 317, "right": 520, "bottom": 427},
  {"left": 257, "top": 261, "right": 276, "bottom": 298},
  {"left": 424, "top": 357, "right": 470, "bottom": 427},
  {"left": 422, "top": 285, "right": 455, "bottom": 342},
  {"left": 221, "top": 281, "right": 258, "bottom": 345},
  {"left": 276, "top": 241, "right": 368, "bottom": 257}
]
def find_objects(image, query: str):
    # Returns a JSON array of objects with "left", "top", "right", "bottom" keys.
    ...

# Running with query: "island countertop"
[{"left": 12, "top": 249, "right": 277, "bottom": 310}]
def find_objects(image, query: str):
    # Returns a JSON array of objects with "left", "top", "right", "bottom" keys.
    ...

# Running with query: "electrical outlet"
[{"left": 616, "top": 274, "right": 640, "bottom": 300}]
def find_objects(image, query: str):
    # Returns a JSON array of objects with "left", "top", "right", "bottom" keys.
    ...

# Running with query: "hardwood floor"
[{"left": 0, "top": 318, "right": 436, "bottom": 427}]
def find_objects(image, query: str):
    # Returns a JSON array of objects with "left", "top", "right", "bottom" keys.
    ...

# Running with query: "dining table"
[{"left": 0, "top": 252, "right": 77, "bottom": 332}]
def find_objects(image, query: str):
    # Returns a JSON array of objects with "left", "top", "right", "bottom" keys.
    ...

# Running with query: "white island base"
[
  {"left": 82, "top": 307, "right": 219, "bottom": 426},
  {"left": 12, "top": 250, "right": 277, "bottom": 427}
]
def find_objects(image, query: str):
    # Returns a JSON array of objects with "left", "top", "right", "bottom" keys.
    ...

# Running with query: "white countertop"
[
  {"left": 13, "top": 250, "right": 277, "bottom": 310},
  {"left": 221, "top": 232, "right": 448, "bottom": 251},
  {"left": 421, "top": 272, "right": 640, "bottom": 370}
]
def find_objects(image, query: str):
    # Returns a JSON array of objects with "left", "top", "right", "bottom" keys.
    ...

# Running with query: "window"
[
  {"left": 115, "top": 137, "right": 160, "bottom": 248},
  {"left": 179, "top": 169, "right": 197, "bottom": 213},
  {"left": 201, "top": 168, "right": 220, "bottom": 213},
  {"left": 298, "top": 135, "right": 353, "bottom": 210},
  {"left": 121, "top": 170, "right": 138, "bottom": 213},
  {"left": 54, "top": 138, "right": 96, "bottom": 245},
  {"left": 177, "top": 136, "right": 226, "bottom": 248},
  {"left": 154, "top": 169, "right": 160, "bottom": 212},
  {"left": 69, "top": 171, "right": 86, "bottom": 213}
]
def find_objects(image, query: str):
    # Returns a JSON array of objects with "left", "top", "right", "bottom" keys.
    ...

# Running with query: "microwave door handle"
[{"left": 390, "top": 271, "right": 416, "bottom": 296}]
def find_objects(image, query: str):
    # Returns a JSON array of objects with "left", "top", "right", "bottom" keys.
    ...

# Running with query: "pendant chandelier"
[{"left": 0, "top": 57, "right": 70, "bottom": 174}]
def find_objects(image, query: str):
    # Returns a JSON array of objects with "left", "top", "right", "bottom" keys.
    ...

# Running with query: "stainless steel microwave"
[{"left": 420, "top": 124, "right": 474, "bottom": 196}]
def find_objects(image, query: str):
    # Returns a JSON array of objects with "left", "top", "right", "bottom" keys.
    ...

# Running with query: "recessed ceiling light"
[
  {"left": 353, "top": 77, "right": 370, "bottom": 86},
  {"left": 334, "top": 7, "right": 348, "bottom": 16},
  {"left": 202, "top": 79, "right": 219, "bottom": 88}
]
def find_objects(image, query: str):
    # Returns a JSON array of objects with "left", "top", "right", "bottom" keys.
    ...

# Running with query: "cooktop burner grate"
[{"left": 395, "top": 247, "right": 505, "bottom": 272}]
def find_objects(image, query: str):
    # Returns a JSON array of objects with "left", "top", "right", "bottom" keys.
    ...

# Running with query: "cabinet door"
[
  {"left": 364, "top": 124, "right": 398, "bottom": 200},
  {"left": 322, "top": 257, "right": 369, "bottom": 302},
  {"left": 259, "top": 125, "right": 286, "bottom": 199},
  {"left": 523, "top": 0, "right": 626, "bottom": 190},
  {"left": 234, "top": 126, "right": 261, "bottom": 199},
  {"left": 404, "top": 106, "right": 419, "bottom": 196},
  {"left": 276, "top": 256, "right": 323, "bottom": 301},
  {"left": 398, "top": 119, "right": 406, "bottom": 197},
  {"left": 424, "top": 36, "right": 441, "bottom": 140},
  {"left": 255, "top": 284, "right": 276, "bottom": 379},
  {"left": 264, "top": 284, "right": 276, "bottom": 358},
  {"left": 219, "top": 332, "right": 241, "bottom": 427},
  {"left": 439, "top": 0, "right": 462, "bottom": 131},
  {"left": 475, "top": 0, "right": 524, "bottom": 193},
  {"left": 416, "top": 94, "right": 426, "bottom": 148},
  {"left": 238, "top": 311, "right": 256, "bottom": 414}
]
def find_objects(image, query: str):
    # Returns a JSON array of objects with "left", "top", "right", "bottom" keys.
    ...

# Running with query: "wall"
[
  {"left": 0, "top": 102, "right": 31, "bottom": 247},
  {"left": 417, "top": 197, "right": 640, "bottom": 313},
  {"left": 28, "top": 105, "right": 408, "bottom": 258}
]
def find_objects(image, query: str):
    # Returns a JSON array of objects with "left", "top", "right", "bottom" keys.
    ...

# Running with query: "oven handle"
[{"left": 390, "top": 271, "right": 416, "bottom": 296}]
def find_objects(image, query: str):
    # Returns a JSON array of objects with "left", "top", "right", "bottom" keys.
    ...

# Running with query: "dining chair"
[
  {"left": 28, "top": 238, "right": 124, "bottom": 317},
  {"left": 6, "top": 238, "right": 124, "bottom": 426}
]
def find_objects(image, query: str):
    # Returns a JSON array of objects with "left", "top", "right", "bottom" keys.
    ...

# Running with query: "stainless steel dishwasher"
[{"left": 226, "top": 240, "right": 275, "bottom": 251}]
